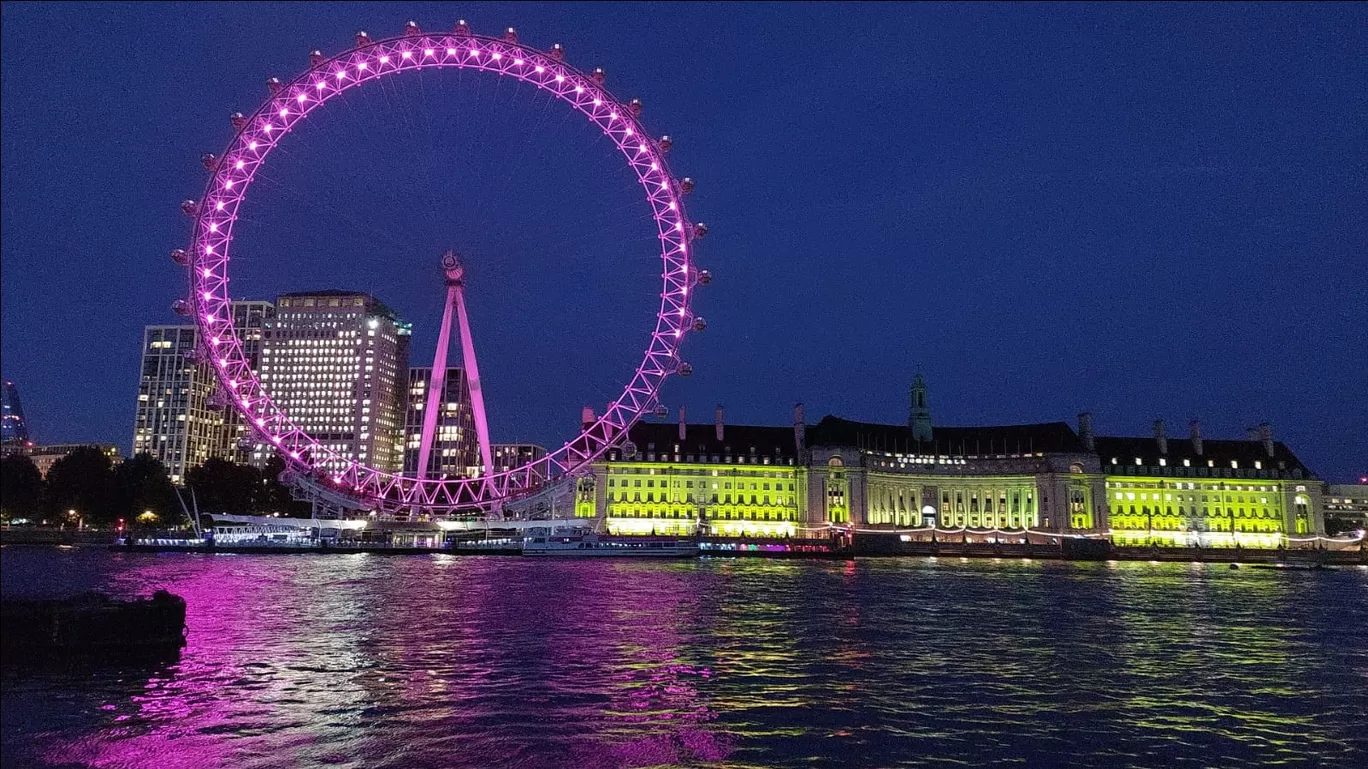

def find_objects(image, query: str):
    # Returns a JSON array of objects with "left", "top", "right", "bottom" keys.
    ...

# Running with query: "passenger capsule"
[
  {"left": 678, "top": 362, "right": 694, "bottom": 377},
  {"left": 680, "top": 177, "right": 694, "bottom": 194},
  {"left": 697, "top": 269, "right": 713, "bottom": 286},
  {"left": 592, "top": 67, "right": 605, "bottom": 84},
  {"left": 658, "top": 135, "right": 672, "bottom": 152},
  {"left": 183, "top": 347, "right": 201, "bottom": 364},
  {"left": 230, "top": 112, "right": 247, "bottom": 130},
  {"left": 692, "top": 317, "right": 707, "bottom": 333},
  {"left": 266, "top": 77, "right": 283, "bottom": 94},
  {"left": 693, "top": 222, "right": 709, "bottom": 240},
  {"left": 505, "top": 27, "right": 518, "bottom": 43},
  {"left": 237, "top": 437, "right": 256, "bottom": 451},
  {"left": 629, "top": 98, "right": 642, "bottom": 117},
  {"left": 309, "top": 49, "right": 324, "bottom": 67},
  {"left": 181, "top": 200, "right": 198, "bottom": 216},
  {"left": 404, "top": 20, "right": 421, "bottom": 37},
  {"left": 454, "top": 19, "right": 470, "bottom": 36},
  {"left": 170, "top": 248, "right": 190, "bottom": 265},
  {"left": 550, "top": 43, "right": 564, "bottom": 60},
  {"left": 200, "top": 153, "right": 218, "bottom": 171},
  {"left": 172, "top": 299, "right": 192, "bottom": 316},
  {"left": 355, "top": 30, "right": 372, "bottom": 47},
  {"left": 654, "top": 404, "right": 669, "bottom": 419}
]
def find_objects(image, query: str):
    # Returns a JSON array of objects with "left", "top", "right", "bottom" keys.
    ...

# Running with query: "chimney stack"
[
  {"left": 1153, "top": 419, "right": 1167, "bottom": 455},
  {"left": 1078, "top": 412, "right": 1094, "bottom": 451},
  {"left": 794, "top": 402, "right": 806, "bottom": 454},
  {"left": 581, "top": 406, "right": 595, "bottom": 430},
  {"left": 1190, "top": 419, "right": 1203, "bottom": 456},
  {"left": 715, "top": 405, "right": 724, "bottom": 441},
  {"left": 678, "top": 405, "right": 687, "bottom": 441},
  {"left": 1259, "top": 422, "right": 1274, "bottom": 458}
]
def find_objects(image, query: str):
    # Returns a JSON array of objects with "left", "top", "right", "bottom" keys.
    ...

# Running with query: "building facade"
[
  {"left": 1323, "top": 484, "right": 1368, "bottom": 536},
  {"left": 573, "top": 383, "right": 1332, "bottom": 547},
  {"left": 1094, "top": 421, "right": 1322, "bottom": 547},
  {"left": 492, "top": 443, "right": 548, "bottom": 475},
  {"left": 132, "top": 302, "right": 275, "bottom": 483},
  {"left": 132, "top": 325, "right": 224, "bottom": 483},
  {"left": 403, "top": 366, "right": 477, "bottom": 478},
  {"left": 26, "top": 443, "right": 122, "bottom": 478},
  {"left": 259, "top": 291, "right": 411, "bottom": 473},
  {"left": 224, "top": 301, "right": 276, "bottom": 466}
]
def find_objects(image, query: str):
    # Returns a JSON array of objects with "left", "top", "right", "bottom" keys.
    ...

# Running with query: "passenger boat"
[{"left": 522, "top": 530, "right": 699, "bottom": 558}]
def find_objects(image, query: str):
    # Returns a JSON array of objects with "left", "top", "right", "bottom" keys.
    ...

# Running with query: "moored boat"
[
  {"left": 1, "top": 590, "right": 187, "bottom": 661},
  {"left": 522, "top": 530, "right": 699, "bottom": 558}
]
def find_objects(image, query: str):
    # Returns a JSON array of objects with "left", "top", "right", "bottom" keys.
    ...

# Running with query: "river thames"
[{"left": 2, "top": 548, "right": 1364, "bottom": 768}]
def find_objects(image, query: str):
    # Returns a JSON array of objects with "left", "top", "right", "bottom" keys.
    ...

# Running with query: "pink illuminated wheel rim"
[{"left": 183, "top": 25, "right": 702, "bottom": 515}]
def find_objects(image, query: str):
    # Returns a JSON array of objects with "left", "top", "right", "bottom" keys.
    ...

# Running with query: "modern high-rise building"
[
  {"left": 224, "top": 301, "right": 276, "bottom": 465},
  {"left": 132, "top": 325, "right": 223, "bottom": 483},
  {"left": 492, "top": 443, "right": 548, "bottom": 475},
  {"left": 259, "top": 291, "right": 411, "bottom": 473},
  {"left": 403, "top": 367, "right": 477, "bottom": 478},
  {"left": 132, "top": 301, "right": 275, "bottom": 483},
  {"left": 1, "top": 379, "right": 30, "bottom": 449}
]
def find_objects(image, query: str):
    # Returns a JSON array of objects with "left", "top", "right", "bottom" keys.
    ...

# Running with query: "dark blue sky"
[{"left": 2, "top": 2, "right": 1364, "bottom": 481}]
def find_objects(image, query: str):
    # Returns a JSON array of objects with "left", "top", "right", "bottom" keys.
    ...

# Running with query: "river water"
[{"left": 1, "top": 548, "right": 1364, "bottom": 768}]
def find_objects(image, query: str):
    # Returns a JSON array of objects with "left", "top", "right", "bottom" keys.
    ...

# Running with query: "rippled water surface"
[{"left": 2, "top": 548, "right": 1365, "bottom": 768}]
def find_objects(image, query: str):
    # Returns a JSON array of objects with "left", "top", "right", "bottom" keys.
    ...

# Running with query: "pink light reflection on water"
[{"left": 17, "top": 552, "right": 734, "bottom": 769}]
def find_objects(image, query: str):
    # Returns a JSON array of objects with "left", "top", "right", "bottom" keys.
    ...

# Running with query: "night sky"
[{"left": 1, "top": 2, "right": 1364, "bottom": 481}]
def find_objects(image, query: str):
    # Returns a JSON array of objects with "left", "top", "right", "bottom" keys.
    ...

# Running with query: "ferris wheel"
[{"left": 169, "top": 20, "right": 711, "bottom": 516}]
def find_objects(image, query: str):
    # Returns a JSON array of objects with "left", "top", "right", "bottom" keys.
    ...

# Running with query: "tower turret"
[{"left": 909, "top": 372, "right": 932, "bottom": 443}]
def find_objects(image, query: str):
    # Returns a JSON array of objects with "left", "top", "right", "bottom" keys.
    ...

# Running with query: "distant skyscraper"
[
  {"left": 132, "top": 301, "right": 275, "bottom": 483},
  {"left": 132, "top": 325, "right": 223, "bottom": 483},
  {"left": 403, "top": 367, "right": 476, "bottom": 478},
  {"left": 1, "top": 380, "right": 30, "bottom": 448},
  {"left": 260, "top": 291, "right": 411, "bottom": 473}
]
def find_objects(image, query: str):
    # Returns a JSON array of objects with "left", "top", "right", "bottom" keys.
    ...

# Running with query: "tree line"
[{"left": 0, "top": 449, "right": 309, "bottom": 528}]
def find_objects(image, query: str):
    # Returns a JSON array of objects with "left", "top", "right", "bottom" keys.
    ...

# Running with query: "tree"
[
  {"left": 0, "top": 453, "right": 43, "bottom": 520},
  {"left": 43, "top": 447, "right": 118, "bottom": 526},
  {"left": 115, "top": 453, "right": 180, "bottom": 527},
  {"left": 185, "top": 457, "right": 259, "bottom": 515},
  {"left": 256, "top": 453, "right": 311, "bottom": 517}
]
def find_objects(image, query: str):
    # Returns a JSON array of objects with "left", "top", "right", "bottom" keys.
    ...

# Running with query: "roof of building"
[
  {"left": 1093, "top": 435, "right": 1316, "bottom": 479},
  {"left": 276, "top": 290, "right": 401, "bottom": 322},
  {"left": 807, "top": 415, "right": 1086, "bottom": 455},
  {"left": 626, "top": 421, "right": 797, "bottom": 459},
  {"left": 278, "top": 289, "right": 370, "bottom": 298}
]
